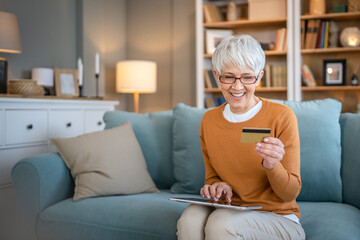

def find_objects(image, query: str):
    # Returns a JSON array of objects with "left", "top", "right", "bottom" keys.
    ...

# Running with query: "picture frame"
[
  {"left": 54, "top": 68, "right": 79, "bottom": 97},
  {"left": 323, "top": 59, "right": 346, "bottom": 86},
  {"left": 205, "top": 29, "right": 233, "bottom": 54}
]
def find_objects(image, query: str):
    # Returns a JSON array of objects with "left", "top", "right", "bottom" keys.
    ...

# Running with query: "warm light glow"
[
  {"left": 116, "top": 60, "right": 157, "bottom": 93},
  {"left": 327, "top": 67, "right": 333, "bottom": 74},
  {"left": 347, "top": 36, "right": 359, "bottom": 47}
]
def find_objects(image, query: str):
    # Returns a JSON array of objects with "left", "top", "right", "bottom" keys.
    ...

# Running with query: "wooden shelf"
[
  {"left": 301, "top": 47, "right": 360, "bottom": 54},
  {"left": 302, "top": 86, "right": 360, "bottom": 91},
  {"left": 301, "top": 12, "right": 360, "bottom": 21},
  {"left": 203, "top": 17, "right": 287, "bottom": 29},
  {"left": 204, "top": 50, "right": 286, "bottom": 58}
]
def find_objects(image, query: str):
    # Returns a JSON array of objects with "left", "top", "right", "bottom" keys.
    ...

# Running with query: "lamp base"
[{"left": 0, "top": 58, "right": 8, "bottom": 94}]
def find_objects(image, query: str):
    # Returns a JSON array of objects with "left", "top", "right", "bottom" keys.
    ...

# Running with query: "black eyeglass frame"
[{"left": 218, "top": 74, "right": 260, "bottom": 85}]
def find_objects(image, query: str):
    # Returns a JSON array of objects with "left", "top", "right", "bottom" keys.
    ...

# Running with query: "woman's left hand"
[{"left": 255, "top": 137, "right": 285, "bottom": 169}]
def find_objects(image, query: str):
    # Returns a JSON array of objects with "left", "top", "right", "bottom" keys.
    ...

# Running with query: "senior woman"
[{"left": 177, "top": 35, "right": 305, "bottom": 240}]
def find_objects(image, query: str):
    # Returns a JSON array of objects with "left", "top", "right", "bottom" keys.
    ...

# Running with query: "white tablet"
[{"left": 169, "top": 197, "right": 262, "bottom": 211}]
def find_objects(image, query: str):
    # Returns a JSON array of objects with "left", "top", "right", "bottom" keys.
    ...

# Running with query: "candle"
[
  {"left": 95, "top": 52, "right": 100, "bottom": 75},
  {"left": 77, "top": 58, "right": 83, "bottom": 86}
]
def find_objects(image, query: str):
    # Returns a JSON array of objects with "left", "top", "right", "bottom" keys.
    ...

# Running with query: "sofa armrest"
[
  {"left": 340, "top": 113, "right": 360, "bottom": 209},
  {"left": 11, "top": 153, "right": 74, "bottom": 240}
]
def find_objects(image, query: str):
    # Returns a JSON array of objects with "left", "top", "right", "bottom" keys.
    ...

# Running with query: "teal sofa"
[{"left": 12, "top": 99, "right": 360, "bottom": 240}]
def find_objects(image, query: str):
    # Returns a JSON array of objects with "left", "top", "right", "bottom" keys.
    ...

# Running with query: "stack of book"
[
  {"left": 302, "top": 19, "right": 331, "bottom": 49},
  {"left": 262, "top": 64, "right": 287, "bottom": 87},
  {"left": 205, "top": 96, "right": 226, "bottom": 108},
  {"left": 203, "top": 4, "right": 224, "bottom": 23},
  {"left": 204, "top": 69, "right": 219, "bottom": 88}
]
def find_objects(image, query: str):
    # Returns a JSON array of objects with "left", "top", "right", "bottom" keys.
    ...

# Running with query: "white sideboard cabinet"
[{"left": 0, "top": 96, "right": 118, "bottom": 240}]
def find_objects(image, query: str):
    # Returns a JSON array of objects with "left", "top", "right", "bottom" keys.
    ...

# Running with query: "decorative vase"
[
  {"left": 309, "top": 0, "right": 325, "bottom": 15},
  {"left": 329, "top": 21, "right": 339, "bottom": 48}
]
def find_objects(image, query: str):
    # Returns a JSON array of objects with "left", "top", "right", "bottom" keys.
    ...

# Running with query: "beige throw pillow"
[{"left": 51, "top": 121, "right": 159, "bottom": 201}]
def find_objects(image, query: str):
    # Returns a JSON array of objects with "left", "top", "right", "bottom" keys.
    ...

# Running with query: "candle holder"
[
  {"left": 95, "top": 73, "right": 99, "bottom": 98},
  {"left": 79, "top": 85, "right": 83, "bottom": 97}
]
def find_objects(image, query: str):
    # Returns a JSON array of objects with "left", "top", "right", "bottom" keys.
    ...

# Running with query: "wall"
[{"left": 0, "top": 0, "right": 77, "bottom": 79}]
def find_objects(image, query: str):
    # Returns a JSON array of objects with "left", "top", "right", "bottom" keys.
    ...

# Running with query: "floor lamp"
[
  {"left": 116, "top": 60, "right": 157, "bottom": 113},
  {"left": 0, "top": 11, "right": 22, "bottom": 93}
]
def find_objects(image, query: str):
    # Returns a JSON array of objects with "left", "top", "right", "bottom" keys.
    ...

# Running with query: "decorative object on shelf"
[
  {"left": 323, "top": 59, "right": 346, "bottom": 86},
  {"left": 7, "top": 79, "right": 44, "bottom": 95},
  {"left": 95, "top": 52, "right": 100, "bottom": 97},
  {"left": 77, "top": 57, "right": 83, "bottom": 97},
  {"left": 0, "top": 11, "right": 22, "bottom": 94},
  {"left": 248, "top": 0, "right": 286, "bottom": 20},
  {"left": 54, "top": 68, "right": 79, "bottom": 97},
  {"left": 351, "top": 74, "right": 359, "bottom": 86},
  {"left": 31, "top": 68, "right": 54, "bottom": 95},
  {"left": 333, "top": 0, "right": 347, "bottom": 13},
  {"left": 116, "top": 60, "right": 157, "bottom": 113},
  {"left": 205, "top": 29, "right": 233, "bottom": 54},
  {"left": 226, "top": 2, "right": 237, "bottom": 21},
  {"left": 329, "top": 21, "right": 339, "bottom": 48},
  {"left": 340, "top": 27, "right": 360, "bottom": 48},
  {"left": 309, "top": 0, "right": 326, "bottom": 15},
  {"left": 348, "top": 0, "right": 360, "bottom": 12}
]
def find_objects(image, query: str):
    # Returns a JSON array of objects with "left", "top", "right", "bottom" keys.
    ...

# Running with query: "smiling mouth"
[{"left": 231, "top": 92, "right": 245, "bottom": 98}]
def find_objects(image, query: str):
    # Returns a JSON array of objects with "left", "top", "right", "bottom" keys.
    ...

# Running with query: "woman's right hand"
[{"left": 200, "top": 182, "right": 233, "bottom": 203}]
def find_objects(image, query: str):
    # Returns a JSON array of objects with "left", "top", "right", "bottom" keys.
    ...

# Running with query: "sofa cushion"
[
  {"left": 51, "top": 122, "right": 159, "bottom": 201},
  {"left": 298, "top": 202, "right": 360, "bottom": 240},
  {"left": 171, "top": 103, "right": 209, "bottom": 194},
  {"left": 273, "top": 99, "right": 342, "bottom": 202},
  {"left": 38, "top": 191, "right": 200, "bottom": 240},
  {"left": 104, "top": 110, "right": 175, "bottom": 189},
  {"left": 340, "top": 113, "right": 360, "bottom": 209}
]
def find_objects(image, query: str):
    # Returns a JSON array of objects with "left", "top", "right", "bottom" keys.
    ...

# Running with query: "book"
[
  {"left": 204, "top": 69, "right": 212, "bottom": 88},
  {"left": 305, "top": 20, "right": 314, "bottom": 49},
  {"left": 265, "top": 64, "right": 272, "bottom": 87},
  {"left": 275, "top": 28, "right": 286, "bottom": 51},
  {"left": 320, "top": 20, "right": 327, "bottom": 48},
  {"left": 324, "top": 21, "right": 330, "bottom": 48},
  {"left": 311, "top": 20, "right": 321, "bottom": 49},
  {"left": 301, "top": 64, "right": 316, "bottom": 87},
  {"left": 315, "top": 21, "right": 324, "bottom": 48},
  {"left": 203, "top": 4, "right": 223, "bottom": 23},
  {"left": 207, "top": 69, "right": 219, "bottom": 88},
  {"left": 301, "top": 20, "right": 305, "bottom": 49}
]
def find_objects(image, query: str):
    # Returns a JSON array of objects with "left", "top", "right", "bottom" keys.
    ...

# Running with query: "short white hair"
[{"left": 212, "top": 34, "right": 265, "bottom": 75}]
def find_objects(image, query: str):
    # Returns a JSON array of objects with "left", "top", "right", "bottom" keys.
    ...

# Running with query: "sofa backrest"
[
  {"left": 103, "top": 110, "right": 176, "bottom": 189},
  {"left": 339, "top": 113, "right": 360, "bottom": 209}
]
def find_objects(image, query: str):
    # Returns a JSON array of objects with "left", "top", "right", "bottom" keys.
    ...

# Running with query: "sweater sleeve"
[
  {"left": 265, "top": 107, "right": 301, "bottom": 202},
  {"left": 200, "top": 117, "right": 222, "bottom": 186}
]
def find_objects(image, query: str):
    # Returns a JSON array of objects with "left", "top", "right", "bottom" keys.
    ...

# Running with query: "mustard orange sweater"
[{"left": 200, "top": 98, "right": 301, "bottom": 218}]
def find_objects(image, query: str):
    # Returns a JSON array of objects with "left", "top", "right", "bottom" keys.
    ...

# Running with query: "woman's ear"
[
  {"left": 255, "top": 70, "right": 264, "bottom": 86},
  {"left": 213, "top": 70, "right": 219, "bottom": 79}
]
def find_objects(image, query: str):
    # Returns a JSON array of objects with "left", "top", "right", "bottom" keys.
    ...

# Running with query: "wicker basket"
[
  {"left": 7, "top": 79, "right": 45, "bottom": 96},
  {"left": 348, "top": 0, "right": 360, "bottom": 12}
]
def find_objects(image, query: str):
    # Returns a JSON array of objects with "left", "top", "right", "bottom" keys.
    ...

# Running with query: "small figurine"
[
  {"left": 227, "top": 2, "right": 237, "bottom": 21},
  {"left": 351, "top": 74, "right": 359, "bottom": 86},
  {"left": 329, "top": 21, "right": 339, "bottom": 48}
]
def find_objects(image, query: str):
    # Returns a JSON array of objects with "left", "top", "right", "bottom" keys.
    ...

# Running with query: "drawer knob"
[
  {"left": 66, "top": 122, "right": 72, "bottom": 127},
  {"left": 97, "top": 121, "right": 102, "bottom": 126},
  {"left": 26, "top": 124, "right": 33, "bottom": 130}
]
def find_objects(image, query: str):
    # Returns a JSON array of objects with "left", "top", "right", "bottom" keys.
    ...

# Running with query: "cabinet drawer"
[
  {"left": 5, "top": 110, "right": 48, "bottom": 145},
  {"left": 84, "top": 110, "right": 107, "bottom": 133},
  {"left": 49, "top": 110, "right": 83, "bottom": 138},
  {"left": 0, "top": 145, "right": 48, "bottom": 186}
]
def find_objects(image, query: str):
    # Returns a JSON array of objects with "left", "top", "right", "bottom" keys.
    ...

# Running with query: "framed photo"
[
  {"left": 323, "top": 59, "right": 346, "bottom": 86},
  {"left": 54, "top": 68, "right": 79, "bottom": 97},
  {"left": 205, "top": 29, "right": 233, "bottom": 54}
]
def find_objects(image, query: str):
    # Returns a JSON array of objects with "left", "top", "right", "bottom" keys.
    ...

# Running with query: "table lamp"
[
  {"left": 0, "top": 11, "right": 22, "bottom": 93},
  {"left": 116, "top": 60, "right": 157, "bottom": 113}
]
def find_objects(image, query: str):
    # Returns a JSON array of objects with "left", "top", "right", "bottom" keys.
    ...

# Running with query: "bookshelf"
[
  {"left": 300, "top": 0, "right": 360, "bottom": 112},
  {"left": 197, "top": 0, "right": 289, "bottom": 108},
  {"left": 196, "top": 0, "right": 360, "bottom": 112}
]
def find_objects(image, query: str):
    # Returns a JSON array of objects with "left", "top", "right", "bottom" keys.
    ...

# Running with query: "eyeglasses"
[{"left": 218, "top": 74, "right": 259, "bottom": 85}]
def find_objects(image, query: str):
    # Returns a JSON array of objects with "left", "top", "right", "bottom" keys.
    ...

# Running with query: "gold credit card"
[{"left": 240, "top": 127, "right": 271, "bottom": 143}]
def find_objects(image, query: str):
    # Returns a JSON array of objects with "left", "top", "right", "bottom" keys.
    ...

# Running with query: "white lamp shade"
[
  {"left": 32, "top": 68, "right": 54, "bottom": 87},
  {"left": 0, "top": 11, "right": 22, "bottom": 53},
  {"left": 116, "top": 60, "right": 157, "bottom": 93}
]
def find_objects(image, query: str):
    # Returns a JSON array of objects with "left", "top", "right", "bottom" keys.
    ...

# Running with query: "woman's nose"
[{"left": 231, "top": 79, "right": 244, "bottom": 90}]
